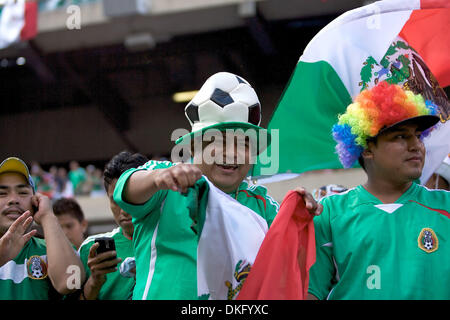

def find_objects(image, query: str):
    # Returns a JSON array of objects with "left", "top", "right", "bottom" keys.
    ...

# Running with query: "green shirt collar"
[{"left": 357, "top": 182, "right": 418, "bottom": 204}]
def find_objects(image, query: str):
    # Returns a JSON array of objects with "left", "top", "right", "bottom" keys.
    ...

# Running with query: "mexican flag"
[
  {"left": 187, "top": 177, "right": 268, "bottom": 300},
  {"left": 253, "top": 0, "right": 450, "bottom": 184},
  {"left": 0, "top": 0, "right": 38, "bottom": 50},
  {"left": 188, "top": 178, "right": 317, "bottom": 300}
]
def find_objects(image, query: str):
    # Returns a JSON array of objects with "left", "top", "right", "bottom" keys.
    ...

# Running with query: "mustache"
[{"left": 2, "top": 206, "right": 26, "bottom": 216}]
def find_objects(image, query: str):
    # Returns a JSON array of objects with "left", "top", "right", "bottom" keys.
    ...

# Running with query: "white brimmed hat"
[{"left": 175, "top": 72, "right": 270, "bottom": 153}]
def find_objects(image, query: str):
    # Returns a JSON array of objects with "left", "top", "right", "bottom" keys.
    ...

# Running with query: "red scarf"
[{"left": 237, "top": 191, "right": 316, "bottom": 300}]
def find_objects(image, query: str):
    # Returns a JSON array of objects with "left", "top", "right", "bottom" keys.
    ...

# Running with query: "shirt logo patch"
[
  {"left": 27, "top": 256, "right": 48, "bottom": 280},
  {"left": 418, "top": 228, "right": 439, "bottom": 253}
]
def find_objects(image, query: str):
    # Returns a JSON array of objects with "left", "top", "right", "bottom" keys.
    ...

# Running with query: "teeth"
[
  {"left": 219, "top": 165, "right": 237, "bottom": 169},
  {"left": 6, "top": 211, "right": 21, "bottom": 215}
]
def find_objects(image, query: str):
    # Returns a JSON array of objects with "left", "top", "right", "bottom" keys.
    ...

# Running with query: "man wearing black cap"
[{"left": 0, "top": 157, "right": 85, "bottom": 299}]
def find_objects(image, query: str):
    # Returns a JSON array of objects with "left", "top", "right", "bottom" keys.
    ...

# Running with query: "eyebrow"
[
  {"left": 17, "top": 185, "right": 32, "bottom": 192},
  {"left": 0, "top": 184, "right": 32, "bottom": 190}
]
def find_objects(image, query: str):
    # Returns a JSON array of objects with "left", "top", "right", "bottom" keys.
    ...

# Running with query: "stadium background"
[{"left": 1, "top": 0, "right": 447, "bottom": 234}]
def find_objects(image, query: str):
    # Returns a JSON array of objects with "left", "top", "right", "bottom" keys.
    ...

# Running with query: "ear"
[
  {"left": 361, "top": 148, "right": 373, "bottom": 160},
  {"left": 361, "top": 140, "right": 376, "bottom": 162},
  {"left": 81, "top": 219, "right": 88, "bottom": 233}
]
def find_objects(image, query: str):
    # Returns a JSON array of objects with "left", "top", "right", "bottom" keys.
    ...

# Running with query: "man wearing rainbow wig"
[{"left": 307, "top": 81, "right": 450, "bottom": 300}]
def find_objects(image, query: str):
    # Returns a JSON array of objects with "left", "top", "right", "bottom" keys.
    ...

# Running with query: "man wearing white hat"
[
  {"left": 0, "top": 157, "right": 85, "bottom": 299},
  {"left": 113, "top": 72, "right": 321, "bottom": 299}
]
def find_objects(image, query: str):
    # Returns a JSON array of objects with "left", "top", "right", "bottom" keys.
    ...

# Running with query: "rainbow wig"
[{"left": 332, "top": 81, "right": 439, "bottom": 168}]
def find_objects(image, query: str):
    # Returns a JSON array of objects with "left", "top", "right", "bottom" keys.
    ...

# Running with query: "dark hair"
[
  {"left": 53, "top": 198, "right": 85, "bottom": 222},
  {"left": 103, "top": 151, "right": 149, "bottom": 191},
  {"left": 358, "top": 136, "right": 378, "bottom": 172}
]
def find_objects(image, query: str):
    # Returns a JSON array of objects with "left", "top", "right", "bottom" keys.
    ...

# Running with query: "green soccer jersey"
[
  {"left": 113, "top": 160, "right": 279, "bottom": 300},
  {"left": 308, "top": 183, "right": 450, "bottom": 300},
  {"left": 0, "top": 237, "right": 53, "bottom": 300},
  {"left": 79, "top": 227, "right": 135, "bottom": 300},
  {"left": 69, "top": 168, "right": 86, "bottom": 192}
]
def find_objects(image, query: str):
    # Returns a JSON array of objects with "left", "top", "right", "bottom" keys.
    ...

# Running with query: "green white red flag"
[
  {"left": 0, "top": 0, "right": 38, "bottom": 49},
  {"left": 188, "top": 177, "right": 268, "bottom": 300},
  {"left": 253, "top": 0, "right": 450, "bottom": 184}
]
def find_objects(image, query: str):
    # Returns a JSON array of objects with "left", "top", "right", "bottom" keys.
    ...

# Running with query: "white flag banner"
[
  {"left": 192, "top": 177, "right": 268, "bottom": 300},
  {"left": 422, "top": 121, "right": 450, "bottom": 184},
  {"left": 0, "top": 0, "right": 26, "bottom": 49}
]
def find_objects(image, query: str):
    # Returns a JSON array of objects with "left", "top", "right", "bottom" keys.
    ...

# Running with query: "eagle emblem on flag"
[
  {"left": 224, "top": 260, "right": 252, "bottom": 300},
  {"left": 359, "top": 37, "right": 449, "bottom": 121}
]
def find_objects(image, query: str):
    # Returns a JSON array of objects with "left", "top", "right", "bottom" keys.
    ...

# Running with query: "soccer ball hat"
[
  {"left": 175, "top": 72, "right": 271, "bottom": 154},
  {"left": 332, "top": 81, "right": 440, "bottom": 168},
  {"left": 0, "top": 157, "right": 36, "bottom": 192}
]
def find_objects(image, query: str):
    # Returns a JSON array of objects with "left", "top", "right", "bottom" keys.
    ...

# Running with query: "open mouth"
[{"left": 217, "top": 164, "right": 239, "bottom": 171}]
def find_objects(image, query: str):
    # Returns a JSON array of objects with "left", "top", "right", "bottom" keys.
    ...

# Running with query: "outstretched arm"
[{"left": 122, "top": 164, "right": 203, "bottom": 205}]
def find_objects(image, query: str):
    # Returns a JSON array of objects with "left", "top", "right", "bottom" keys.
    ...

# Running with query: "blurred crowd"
[
  {"left": 30, "top": 160, "right": 106, "bottom": 200},
  {"left": 29, "top": 155, "right": 170, "bottom": 200}
]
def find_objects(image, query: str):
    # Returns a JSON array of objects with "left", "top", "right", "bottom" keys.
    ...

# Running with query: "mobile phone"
[{"left": 95, "top": 237, "right": 116, "bottom": 256}]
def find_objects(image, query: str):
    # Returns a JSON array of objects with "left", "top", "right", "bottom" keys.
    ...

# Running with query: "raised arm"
[{"left": 32, "top": 193, "right": 86, "bottom": 295}]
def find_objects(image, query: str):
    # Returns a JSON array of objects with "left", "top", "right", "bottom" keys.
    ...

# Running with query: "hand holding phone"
[
  {"left": 95, "top": 237, "right": 116, "bottom": 256},
  {"left": 85, "top": 237, "right": 121, "bottom": 296}
]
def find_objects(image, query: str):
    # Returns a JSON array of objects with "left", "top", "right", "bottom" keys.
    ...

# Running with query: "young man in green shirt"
[
  {"left": 114, "top": 72, "right": 321, "bottom": 300},
  {"left": 0, "top": 157, "right": 86, "bottom": 299},
  {"left": 53, "top": 198, "right": 88, "bottom": 250},
  {"left": 68, "top": 161, "right": 86, "bottom": 195},
  {"left": 308, "top": 81, "right": 450, "bottom": 300},
  {"left": 78, "top": 151, "right": 148, "bottom": 300}
]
